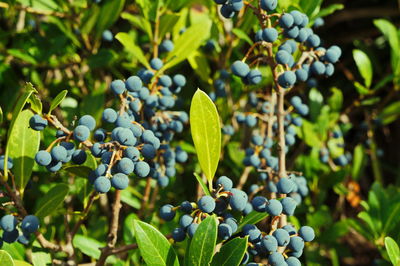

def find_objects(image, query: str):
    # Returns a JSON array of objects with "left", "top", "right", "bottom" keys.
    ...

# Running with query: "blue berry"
[
  {"left": 157, "top": 176, "right": 169, "bottom": 187},
  {"left": 306, "top": 34, "right": 321, "bottom": 48},
  {"left": 21, "top": 215, "right": 40, "bottom": 234},
  {"left": 218, "top": 223, "right": 232, "bottom": 240},
  {"left": 126, "top": 76, "right": 143, "bottom": 92},
  {"left": 311, "top": 61, "right": 326, "bottom": 75},
  {"left": 290, "top": 11, "right": 304, "bottom": 26},
  {"left": 198, "top": 195, "right": 216, "bottom": 213},
  {"left": 118, "top": 158, "right": 135, "bottom": 175},
  {"left": 231, "top": 0, "right": 244, "bottom": 12},
  {"left": 281, "top": 197, "right": 297, "bottom": 216},
  {"left": 260, "top": 0, "right": 277, "bottom": 11},
  {"left": 159, "top": 40, "right": 174, "bottom": 53},
  {"left": 102, "top": 108, "right": 118, "bottom": 123},
  {"left": 71, "top": 149, "right": 87, "bottom": 165},
  {"left": 251, "top": 196, "right": 268, "bottom": 212},
  {"left": 102, "top": 30, "right": 113, "bottom": 42},
  {"left": 245, "top": 115, "right": 257, "bottom": 127},
  {"left": 288, "top": 236, "right": 305, "bottom": 252},
  {"left": 180, "top": 201, "right": 193, "bottom": 213},
  {"left": 159, "top": 204, "right": 176, "bottom": 221},
  {"left": 94, "top": 128, "right": 106, "bottom": 142},
  {"left": 29, "top": 114, "right": 48, "bottom": 131},
  {"left": 3, "top": 229, "right": 19, "bottom": 243},
  {"left": 214, "top": 0, "right": 227, "bottom": 3},
  {"left": 150, "top": 58, "right": 163, "bottom": 70},
  {"left": 299, "top": 226, "right": 315, "bottom": 241},
  {"left": 78, "top": 115, "right": 96, "bottom": 131},
  {"left": 262, "top": 28, "right": 278, "bottom": 42},
  {"left": 111, "top": 173, "right": 129, "bottom": 190},
  {"left": 46, "top": 160, "right": 62, "bottom": 172},
  {"left": 278, "top": 71, "right": 297, "bottom": 88},
  {"left": 295, "top": 68, "right": 308, "bottom": 82},
  {"left": 18, "top": 234, "right": 30, "bottom": 245},
  {"left": 172, "top": 227, "right": 186, "bottom": 242},
  {"left": 325, "top": 63, "right": 335, "bottom": 76},
  {"left": 94, "top": 176, "right": 111, "bottom": 193},
  {"left": 73, "top": 125, "right": 90, "bottom": 142},
  {"left": 134, "top": 161, "right": 150, "bottom": 177},
  {"left": 179, "top": 214, "right": 194, "bottom": 229},
  {"left": 273, "top": 228, "right": 290, "bottom": 246},
  {"left": 231, "top": 61, "right": 250, "bottom": 78},
  {"left": 0, "top": 215, "right": 18, "bottom": 232},
  {"left": 35, "top": 150, "right": 52, "bottom": 166},
  {"left": 286, "top": 257, "right": 302, "bottom": 266},
  {"left": 51, "top": 146, "right": 68, "bottom": 162},
  {"left": 276, "top": 50, "right": 291, "bottom": 65},
  {"left": 225, "top": 217, "right": 238, "bottom": 233},
  {"left": 229, "top": 189, "right": 248, "bottom": 211},
  {"left": 246, "top": 69, "right": 262, "bottom": 84},
  {"left": 110, "top": 80, "right": 126, "bottom": 94},
  {"left": 265, "top": 199, "right": 282, "bottom": 216},
  {"left": 159, "top": 75, "right": 172, "bottom": 87},
  {"left": 277, "top": 177, "right": 295, "bottom": 194},
  {"left": 268, "top": 252, "right": 285, "bottom": 265},
  {"left": 187, "top": 223, "right": 199, "bottom": 238},
  {"left": 173, "top": 74, "right": 186, "bottom": 87},
  {"left": 262, "top": 235, "right": 278, "bottom": 252},
  {"left": 220, "top": 4, "right": 235, "bottom": 18},
  {"left": 280, "top": 13, "right": 294, "bottom": 28},
  {"left": 216, "top": 176, "right": 233, "bottom": 191}
]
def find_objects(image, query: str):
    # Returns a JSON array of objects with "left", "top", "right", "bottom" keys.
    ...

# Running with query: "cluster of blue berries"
[
  {"left": 0, "top": 215, "right": 40, "bottom": 247},
  {"left": 30, "top": 38, "right": 188, "bottom": 193},
  {"left": 160, "top": 176, "right": 255, "bottom": 242}
]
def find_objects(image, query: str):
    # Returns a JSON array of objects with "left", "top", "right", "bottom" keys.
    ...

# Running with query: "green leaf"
[
  {"left": 351, "top": 145, "right": 366, "bottom": 181},
  {"left": 188, "top": 51, "right": 212, "bottom": 83},
  {"left": 31, "top": 252, "right": 51, "bottom": 266},
  {"left": 35, "top": 184, "right": 69, "bottom": 218},
  {"left": 7, "top": 49, "right": 37, "bottom": 65},
  {"left": 374, "top": 19, "right": 400, "bottom": 79},
  {"left": 163, "top": 21, "right": 211, "bottom": 70},
  {"left": 188, "top": 216, "right": 218, "bottom": 266},
  {"left": 300, "top": 120, "right": 322, "bottom": 148},
  {"left": 194, "top": 173, "right": 211, "bottom": 196},
  {"left": 385, "top": 237, "right": 400, "bottom": 266},
  {"left": 159, "top": 13, "right": 181, "bottom": 41},
  {"left": 0, "top": 250, "right": 14, "bottom": 266},
  {"left": 232, "top": 28, "right": 253, "bottom": 45},
  {"left": 378, "top": 101, "right": 400, "bottom": 125},
  {"left": 328, "top": 87, "right": 343, "bottom": 112},
  {"left": 318, "top": 4, "right": 344, "bottom": 18},
  {"left": 14, "top": 261, "right": 32, "bottom": 266},
  {"left": 49, "top": 90, "right": 68, "bottom": 115},
  {"left": 353, "top": 81, "right": 370, "bottom": 95},
  {"left": 7, "top": 110, "right": 40, "bottom": 191},
  {"left": 123, "top": 213, "right": 138, "bottom": 244},
  {"left": 190, "top": 89, "right": 221, "bottom": 184},
  {"left": 73, "top": 235, "right": 103, "bottom": 259},
  {"left": 115, "top": 32, "right": 150, "bottom": 69},
  {"left": 4, "top": 83, "right": 37, "bottom": 180},
  {"left": 133, "top": 220, "right": 179, "bottom": 266},
  {"left": 300, "top": 0, "right": 322, "bottom": 16},
  {"left": 95, "top": 0, "right": 126, "bottom": 38},
  {"left": 238, "top": 211, "right": 269, "bottom": 231},
  {"left": 28, "top": 93, "right": 42, "bottom": 115},
  {"left": 121, "top": 12, "right": 153, "bottom": 40},
  {"left": 0, "top": 106, "right": 3, "bottom": 124},
  {"left": 353, "top": 49, "right": 373, "bottom": 88},
  {"left": 211, "top": 237, "right": 248, "bottom": 266},
  {"left": 63, "top": 166, "right": 93, "bottom": 178}
]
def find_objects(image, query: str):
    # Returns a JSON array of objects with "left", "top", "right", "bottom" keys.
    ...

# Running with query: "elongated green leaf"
[
  {"left": 232, "top": 28, "right": 253, "bottom": 45},
  {"left": 238, "top": 211, "right": 269, "bottom": 231},
  {"left": 63, "top": 166, "right": 92, "bottom": 178},
  {"left": 352, "top": 145, "right": 366, "bottom": 181},
  {"left": 133, "top": 220, "right": 179, "bottom": 266},
  {"left": 194, "top": 173, "right": 211, "bottom": 196},
  {"left": 115, "top": 33, "right": 150, "bottom": 69},
  {"left": 188, "top": 216, "right": 218, "bottom": 266},
  {"left": 190, "top": 89, "right": 221, "bottom": 184},
  {"left": 211, "top": 237, "right": 248, "bottom": 266},
  {"left": 35, "top": 184, "right": 69, "bottom": 218},
  {"left": 28, "top": 93, "right": 42, "bottom": 115},
  {"left": 4, "top": 83, "right": 37, "bottom": 180},
  {"left": 385, "top": 237, "right": 400, "bottom": 266},
  {"left": 14, "top": 261, "right": 32, "bottom": 266},
  {"left": 318, "top": 4, "right": 344, "bottom": 18},
  {"left": 0, "top": 250, "right": 14, "bottom": 266},
  {"left": 8, "top": 110, "right": 40, "bottom": 191},
  {"left": 0, "top": 106, "right": 3, "bottom": 124},
  {"left": 95, "top": 0, "right": 126, "bottom": 37},
  {"left": 31, "top": 252, "right": 51, "bottom": 266},
  {"left": 300, "top": 120, "right": 322, "bottom": 148},
  {"left": 188, "top": 51, "right": 212, "bottom": 83},
  {"left": 378, "top": 101, "right": 400, "bottom": 125},
  {"left": 164, "top": 21, "right": 211, "bottom": 70},
  {"left": 159, "top": 13, "right": 180, "bottom": 41},
  {"left": 121, "top": 12, "right": 153, "bottom": 39},
  {"left": 123, "top": 213, "right": 138, "bottom": 244},
  {"left": 73, "top": 235, "right": 103, "bottom": 259},
  {"left": 353, "top": 49, "right": 373, "bottom": 88},
  {"left": 7, "top": 49, "right": 37, "bottom": 65},
  {"left": 49, "top": 90, "right": 68, "bottom": 115},
  {"left": 328, "top": 87, "right": 343, "bottom": 112}
]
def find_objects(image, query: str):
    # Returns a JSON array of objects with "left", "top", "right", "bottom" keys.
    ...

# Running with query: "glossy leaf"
[
  {"left": 353, "top": 49, "right": 373, "bottom": 88},
  {"left": 73, "top": 235, "right": 103, "bottom": 259},
  {"left": 121, "top": 12, "right": 153, "bottom": 39},
  {"left": 194, "top": 172, "right": 211, "bottom": 196},
  {"left": 14, "top": 261, "right": 32, "bottom": 266},
  {"left": 7, "top": 109, "right": 40, "bottom": 191},
  {"left": 4, "top": 83, "right": 37, "bottom": 180},
  {"left": 28, "top": 93, "right": 42, "bottom": 115},
  {"left": 164, "top": 21, "right": 211, "bottom": 70},
  {"left": 318, "top": 4, "right": 344, "bottom": 17},
  {"left": 238, "top": 211, "right": 269, "bottom": 231},
  {"left": 35, "top": 184, "right": 69, "bottom": 218},
  {"left": 49, "top": 90, "right": 68, "bottom": 115},
  {"left": 328, "top": 87, "right": 343, "bottom": 112},
  {"left": 115, "top": 32, "right": 150, "bottom": 69},
  {"left": 133, "top": 220, "right": 179, "bottom": 266},
  {"left": 190, "top": 89, "right": 221, "bottom": 184},
  {"left": 0, "top": 250, "right": 14, "bottom": 266},
  {"left": 211, "top": 237, "right": 248, "bottom": 266},
  {"left": 188, "top": 216, "right": 218, "bottom": 266},
  {"left": 385, "top": 236, "right": 400, "bottom": 265},
  {"left": 352, "top": 145, "right": 366, "bottom": 180},
  {"left": 159, "top": 14, "right": 180, "bottom": 41},
  {"left": 31, "top": 252, "right": 51, "bottom": 266}
]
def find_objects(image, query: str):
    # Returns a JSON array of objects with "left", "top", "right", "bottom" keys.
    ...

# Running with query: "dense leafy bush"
[{"left": 0, "top": 0, "right": 400, "bottom": 265}]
